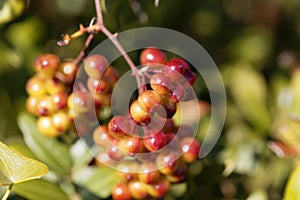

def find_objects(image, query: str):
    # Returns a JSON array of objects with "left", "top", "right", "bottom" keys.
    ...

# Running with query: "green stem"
[{"left": 1, "top": 184, "right": 13, "bottom": 200}]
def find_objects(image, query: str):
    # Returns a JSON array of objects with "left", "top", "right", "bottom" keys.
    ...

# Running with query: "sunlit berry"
[
  {"left": 58, "top": 61, "right": 77, "bottom": 84},
  {"left": 146, "top": 177, "right": 170, "bottom": 198},
  {"left": 37, "top": 116, "right": 59, "bottom": 137},
  {"left": 84, "top": 54, "right": 108, "bottom": 79},
  {"left": 138, "top": 162, "right": 161, "bottom": 184},
  {"left": 34, "top": 54, "right": 60, "bottom": 78},
  {"left": 52, "top": 111, "right": 70, "bottom": 133},
  {"left": 130, "top": 100, "right": 151, "bottom": 124},
  {"left": 112, "top": 183, "right": 132, "bottom": 200},
  {"left": 140, "top": 47, "right": 166, "bottom": 65},
  {"left": 26, "top": 76, "right": 47, "bottom": 96},
  {"left": 143, "top": 130, "right": 167, "bottom": 152},
  {"left": 180, "top": 137, "right": 200, "bottom": 163},
  {"left": 128, "top": 180, "right": 148, "bottom": 199}
]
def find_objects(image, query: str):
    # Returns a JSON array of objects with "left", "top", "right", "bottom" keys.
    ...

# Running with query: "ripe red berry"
[
  {"left": 87, "top": 77, "right": 109, "bottom": 94},
  {"left": 150, "top": 73, "right": 172, "bottom": 95},
  {"left": 143, "top": 130, "right": 167, "bottom": 152},
  {"left": 68, "top": 91, "right": 93, "bottom": 113},
  {"left": 146, "top": 177, "right": 170, "bottom": 198},
  {"left": 130, "top": 100, "right": 151, "bottom": 124},
  {"left": 140, "top": 47, "right": 166, "bottom": 65},
  {"left": 155, "top": 150, "right": 178, "bottom": 174},
  {"left": 138, "top": 162, "right": 161, "bottom": 184},
  {"left": 36, "top": 96, "right": 55, "bottom": 116},
  {"left": 117, "top": 136, "right": 144, "bottom": 154},
  {"left": 108, "top": 116, "right": 131, "bottom": 139},
  {"left": 106, "top": 144, "right": 125, "bottom": 161},
  {"left": 58, "top": 61, "right": 77, "bottom": 84},
  {"left": 52, "top": 92, "right": 68, "bottom": 110},
  {"left": 112, "top": 183, "right": 132, "bottom": 200},
  {"left": 167, "top": 57, "right": 190, "bottom": 72},
  {"left": 180, "top": 137, "right": 200, "bottom": 163},
  {"left": 34, "top": 54, "right": 60, "bottom": 78},
  {"left": 165, "top": 58, "right": 185, "bottom": 74},
  {"left": 84, "top": 54, "right": 108, "bottom": 79},
  {"left": 52, "top": 111, "right": 70, "bottom": 133},
  {"left": 93, "top": 125, "right": 116, "bottom": 147},
  {"left": 183, "top": 70, "right": 196, "bottom": 86},
  {"left": 166, "top": 162, "right": 187, "bottom": 183},
  {"left": 138, "top": 90, "right": 163, "bottom": 112}
]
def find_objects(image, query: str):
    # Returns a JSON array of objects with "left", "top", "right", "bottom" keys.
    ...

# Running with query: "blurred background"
[{"left": 1, "top": 0, "right": 300, "bottom": 199}]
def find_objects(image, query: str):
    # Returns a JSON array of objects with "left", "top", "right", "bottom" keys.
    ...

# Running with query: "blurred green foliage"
[{"left": 1, "top": 0, "right": 300, "bottom": 199}]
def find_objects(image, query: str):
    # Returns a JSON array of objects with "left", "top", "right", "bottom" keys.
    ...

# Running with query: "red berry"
[
  {"left": 183, "top": 70, "right": 196, "bottom": 86},
  {"left": 167, "top": 57, "right": 190, "bottom": 72},
  {"left": 58, "top": 61, "right": 77, "bottom": 84},
  {"left": 68, "top": 91, "right": 93, "bottom": 113},
  {"left": 180, "top": 137, "right": 200, "bottom": 163},
  {"left": 52, "top": 92, "right": 68, "bottom": 110},
  {"left": 52, "top": 111, "right": 70, "bottom": 133},
  {"left": 108, "top": 116, "right": 131, "bottom": 139},
  {"left": 93, "top": 125, "right": 116, "bottom": 147},
  {"left": 26, "top": 96, "right": 41, "bottom": 115},
  {"left": 107, "top": 144, "right": 125, "bottom": 161},
  {"left": 146, "top": 177, "right": 170, "bottom": 198},
  {"left": 112, "top": 183, "right": 132, "bottom": 200},
  {"left": 130, "top": 100, "right": 151, "bottom": 124},
  {"left": 84, "top": 54, "right": 108, "bottom": 79},
  {"left": 87, "top": 77, "right": 109, "bottom": 94},
  {"left": 117, "top": 136, "right": 144, "bottom": 154},
  {"left": 155, "top": 150, "right": 178, "bottom": 174},
  {"left": 138, "top": 90, "right": 163, "bottom": 112},
  {"left": 140, "top": 47, "right": 166, "bottom": 65},
  {"left": 143, "top": 130, "right": 167, "bottom": 152},
  {"left": 165, "top": 58, "right": 185, "bottom": 74},
  {"left": 166, "top": 162, "right": 187, "bottom": 183},
  {"left": 150, "top": 73, "right": 172, "bottom": 94},
  {"left": 37, "top": 96, "right": 55, "bottom": 116},
  {"left": 138, "top": 163, "right": 161, "bottom": 184},
  {"left": 34, "top": 54, "right": 60, "bottom": 78}
]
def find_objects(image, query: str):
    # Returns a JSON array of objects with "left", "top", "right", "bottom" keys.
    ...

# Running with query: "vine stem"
[
  {"left": 93, "top": 0, "right": 143, "bottom": 93},
  {"left": 1, "top": 184, "right": 13, "bottom": 200},
  {"left": 74, "top": 33, "right": 96, "bottom": 67}
]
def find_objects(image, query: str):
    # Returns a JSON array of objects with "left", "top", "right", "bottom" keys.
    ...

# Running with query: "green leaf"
[
  {"left": 17, "top": 112, "right": 72, "bottom": 175},
  {"left": 0, "top": 141, "right": 48, "bottom": 186},
  {"left": 228, "top": 64, "right": 271, "bottom": 133},
  {"left": 72, "top": 166, "right": 120, "bottom": 198},
  {"left": 284, "top": 164, "right": 300, "bottom": 200},
  {"left": 13, "top": 179, "right": 69, "bottom": 200}
]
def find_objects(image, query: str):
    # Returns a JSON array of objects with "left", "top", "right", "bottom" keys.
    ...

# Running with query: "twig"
[
  {"left": 1, "top": 184, "right": 13, "bottom": 200},
  {"left": 74, "top": 33, "right": 96, "bottom": 66},
  {"left": 94, "top": 0, "right": 143, "bottom": 93}
]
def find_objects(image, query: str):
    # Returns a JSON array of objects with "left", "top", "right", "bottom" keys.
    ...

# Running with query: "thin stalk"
[
  {"left": 1, "top": 184, "right": 13, "bottom": 200},
  {"left": 93, "top": 0, "right": 143, "bottom": 93}
]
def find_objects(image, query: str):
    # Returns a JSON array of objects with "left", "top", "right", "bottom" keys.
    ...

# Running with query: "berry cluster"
[
  {"left": 25, "top": 54, "right": 118, "bottom": 137},
  {"left": 91, "top": 48, "right": 200, "bottom": 199}
]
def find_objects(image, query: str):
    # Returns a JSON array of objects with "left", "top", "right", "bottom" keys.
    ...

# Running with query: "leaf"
[
  {"left": 0, "top": 141, "right": 48, "bottom": 186},
  {"left": 284, "top": 164, "right": 300, "bottom": 200},
  {"left": 13, "top": 179, "right": 69, "bottom": 200},
  {"left": 72, "top": 166, "right": 120, "bottom": 198},
  {"left": 229, "top": 64, "right": 271, "bottom": 133},
  {"left": 17, "top": 112, "right": 72, "bottom": 174}
]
